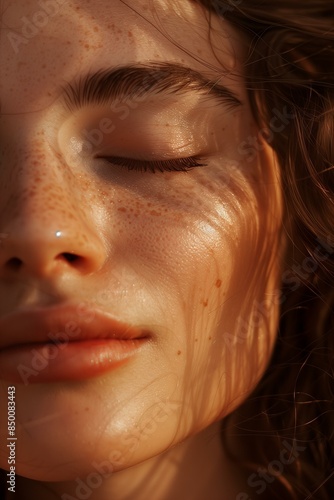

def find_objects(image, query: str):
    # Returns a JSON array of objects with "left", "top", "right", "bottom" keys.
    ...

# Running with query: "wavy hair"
[{"left": 196, "top": 1, "right": 334, "bottom": 498}]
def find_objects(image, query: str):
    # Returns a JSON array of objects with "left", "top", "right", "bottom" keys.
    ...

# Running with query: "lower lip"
[{"left": 0, "top": 339, "right": 146, "bottom": 384}]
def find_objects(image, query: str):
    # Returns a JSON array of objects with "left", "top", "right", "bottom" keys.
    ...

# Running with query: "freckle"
[
  {"left": 85, "top": 44, "right": 90, "bottom": 49},
  {"left": 150, "top": 210, "right": 161, "bottom": 216},
  {"left": 118, "top": 207, "right": 127, "bottom": 212},
  {"left": 195, "top": 338, "right": 198, "bottom": 342},
  {"left": 208, "top": 336, "right": 212, "bottom": 341},
  {"left": 128, "top": 31, "right": 133, "bottom": 38},
  {"left": 93, "top": 26, "right": 99, "bottom": 32},
  {"left": 215, "top": 279, "right": 222, "bottom": 288},
  {"left": 85, "top": 407, "right": 89, "bottom": 412},
  {"left": 201, "top": 299, "right": 208, "bottom": 307},
  {"left": 177, "top": 350, "right": 181, "bottom": 355}
]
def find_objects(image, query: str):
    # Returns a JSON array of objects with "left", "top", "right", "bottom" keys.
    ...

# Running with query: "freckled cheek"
[{"left": 104, "top": 197, "right": 237, "bottom": 297}]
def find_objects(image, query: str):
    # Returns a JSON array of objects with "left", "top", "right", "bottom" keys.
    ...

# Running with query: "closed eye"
[{"left": 97, "top": 155, "right": 208, "bottom": 174}]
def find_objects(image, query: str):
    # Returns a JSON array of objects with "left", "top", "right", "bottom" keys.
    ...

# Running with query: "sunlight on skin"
[{"left": 0, "top": 1, "right": 283, "bottom": 498}]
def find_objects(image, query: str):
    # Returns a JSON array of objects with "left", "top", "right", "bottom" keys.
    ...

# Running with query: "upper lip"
[{"left": 0, "top": 303, "right": 150, "bottom": 350}]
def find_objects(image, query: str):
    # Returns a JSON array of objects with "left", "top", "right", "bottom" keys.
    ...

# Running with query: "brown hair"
[{"left": 196, "top": 1, "right": 334, "bottom": 498}]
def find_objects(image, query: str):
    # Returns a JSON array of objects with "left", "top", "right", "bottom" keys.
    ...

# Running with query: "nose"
[
  {"left": 0, "top": 142, "right": 106, "bottom": 281},
  {"left": 0, "top": 224, "right": 106, "bottom": 279}
]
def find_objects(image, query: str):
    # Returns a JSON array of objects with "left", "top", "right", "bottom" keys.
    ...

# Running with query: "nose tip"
[{"left": 0, "top": 224, "right": 106, "bottom": 279}]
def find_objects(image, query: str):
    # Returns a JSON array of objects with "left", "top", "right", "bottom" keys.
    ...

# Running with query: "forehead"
[{"left": 0, "top": 0, "right": 244, "bottom": 114}]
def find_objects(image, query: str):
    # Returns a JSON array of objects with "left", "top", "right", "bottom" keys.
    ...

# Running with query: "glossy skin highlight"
[{"left": 0, "top": 1, "right": 283, "bottom": 498}]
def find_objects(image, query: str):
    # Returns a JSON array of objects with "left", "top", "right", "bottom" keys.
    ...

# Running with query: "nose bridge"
[
  {"left": 0, "top": 121, "right": 107, "bottom": 277},
  {"left": 1, "top": 131, "right": 76, "bottom": 231}
]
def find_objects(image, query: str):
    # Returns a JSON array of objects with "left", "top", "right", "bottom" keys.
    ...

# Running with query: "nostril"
[
  {"left": 61, "top": 253, "right": 81, "bottom": 263},
  {"left": 4, "top": 254, "right": 81, "bottom": 272},
  {"left": 5, "top": 257, "right": 22, "bottom": 271},
  {"left": 58, "top": 252, "right": 89, "bottom": 272}
]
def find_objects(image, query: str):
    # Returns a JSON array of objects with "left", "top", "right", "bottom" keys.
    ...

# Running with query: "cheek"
[
  {"left": 92, "top": 146, "right": 281, "bottom": 333},
  {"left": 92, "top": 169, "right": 237, "bottom": 322},
  {"left": 137, "top": 149, "right": 283, "bottom": 424}
]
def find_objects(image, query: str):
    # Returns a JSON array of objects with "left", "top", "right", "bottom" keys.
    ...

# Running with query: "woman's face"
[{"left": 0, "top": 0, "right": 283, "bottom": 482}]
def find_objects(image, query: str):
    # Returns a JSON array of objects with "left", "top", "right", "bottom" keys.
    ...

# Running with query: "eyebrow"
[{"left": 60, "top": 62, "right": 242, "bottom": 112}]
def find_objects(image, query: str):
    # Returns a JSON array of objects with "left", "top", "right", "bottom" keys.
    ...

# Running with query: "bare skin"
[{"left": 0, "top": 1, "right": 283, "bottom": 498}]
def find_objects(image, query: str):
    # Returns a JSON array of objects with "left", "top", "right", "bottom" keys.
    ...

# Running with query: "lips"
[{"left": 0, "top": 304, "right": 151, "bottom": 384}]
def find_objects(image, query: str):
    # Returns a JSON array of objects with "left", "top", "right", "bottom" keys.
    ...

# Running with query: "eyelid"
[{"left": 96, "top": 155, "right": 208, "bottom": 173}]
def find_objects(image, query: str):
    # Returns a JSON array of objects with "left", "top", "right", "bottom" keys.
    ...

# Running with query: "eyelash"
[{"left": 98, "top": 156, "right": 208, "bottom": 173}]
